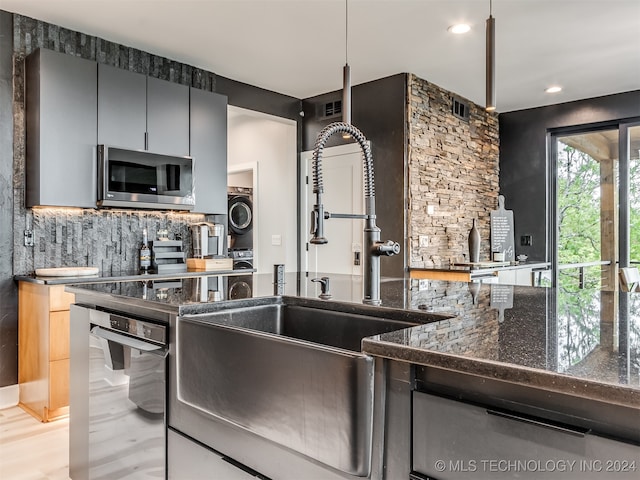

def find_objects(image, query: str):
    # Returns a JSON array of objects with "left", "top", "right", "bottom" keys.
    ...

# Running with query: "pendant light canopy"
[{"left": 485, "top": 0, "right": 496, "bottom": 112}]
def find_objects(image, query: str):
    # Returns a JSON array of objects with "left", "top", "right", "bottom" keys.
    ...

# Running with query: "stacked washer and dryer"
[{"left": 227, "top": 186, "right": 254, "bottom": 299}]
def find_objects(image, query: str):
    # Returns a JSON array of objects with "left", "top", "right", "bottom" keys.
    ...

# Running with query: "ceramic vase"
[{"left": 468, "top": 218, "right": 480, "bottom": 263}]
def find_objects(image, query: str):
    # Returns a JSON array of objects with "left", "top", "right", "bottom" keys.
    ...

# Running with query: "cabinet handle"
[
  {"left": 90, "top": 326, "right": 166, "bottom": 355},
  {"left": 410, "top": 471, "right": 438, "bottom": 480},
  {"left": 144, "top": 131, "right": 148, "bottom": 150},
  {"left": 486, "top": 408, "right": 590, "bottom": 437}
]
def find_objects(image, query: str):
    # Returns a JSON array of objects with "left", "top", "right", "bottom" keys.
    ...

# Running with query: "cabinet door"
[
  {"left": 413, "top": 391, "right": 640, "bottom": 480},
  {"left": 97, "top": 63, "right": 146, "bottom": 150},
  {"left": 49, "top": 359, "right": 70, "bottom": 411},
  {"left": 190, "top": 87, "right": 228, "bottom": 214},
  {"left": 49, "top": 284, "right": 75, "bottom": 312},
  {"left": 25, "top": 49, "right": 97, "bottom": 208},
  {"left": 147, "top": 77, "right": 189, "bottom": 156},
  {"left": 49, "top": 311, "right": 70, "bottom": 361}
]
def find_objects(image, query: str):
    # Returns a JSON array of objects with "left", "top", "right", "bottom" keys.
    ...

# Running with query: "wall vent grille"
[
  {"left": 452, "top": 97, "right": 470, "bottom": 122},
  {"left": 323, "top": 100, "right": 342, "bottom": 118}
]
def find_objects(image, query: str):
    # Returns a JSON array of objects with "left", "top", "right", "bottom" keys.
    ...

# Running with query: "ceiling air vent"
[
  {"left": 452, "top": 97, "right": 470, "bottom": 122},
  {"left": 323, "top": 100, "right": 342, "bottom": 119}
]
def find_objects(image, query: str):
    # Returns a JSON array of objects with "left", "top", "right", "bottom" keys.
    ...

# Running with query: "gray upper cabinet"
[
  {"left": 25, "top": 49, "right": 97, "bottom": 208},
  {"left": 147, "top": 77, "right": 189, "bottom": 156},
  {"left": 190, "top": 88, "right": 228, "bottom": 214},
  {"left": 97, "top": 64, "right": 146, "bottom": 150},
  {"left": 98, "top": 64, "right": 189, "bottom": 156}
]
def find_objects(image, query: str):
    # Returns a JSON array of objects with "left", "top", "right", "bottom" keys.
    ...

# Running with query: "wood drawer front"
[
  {"left": 49, "top": 285, "right": 75, "bottom": 312},
  {"left": 412, "top": 391, "right": 639, "bottom": 480},
  {"left": 49, "top": 359, "right": 70, "bottom": 411},
  {"left": 49, "top": 311, "right": 70, "bottom": 361}
]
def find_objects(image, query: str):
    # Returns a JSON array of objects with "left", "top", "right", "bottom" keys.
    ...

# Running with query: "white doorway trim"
[{"left": 299, "top": 142, "right": 366, "bottom": 274}]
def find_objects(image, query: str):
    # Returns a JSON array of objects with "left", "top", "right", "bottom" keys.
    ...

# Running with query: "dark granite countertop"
[
  {"left": 363, "top": 280, "right": 640, "bottom": 409},
  {"left": 15, "top": 268, "right": 254, "bottom": 285},
  {"left": 64, "top": 272, "right": 639, "bottom": 408}
]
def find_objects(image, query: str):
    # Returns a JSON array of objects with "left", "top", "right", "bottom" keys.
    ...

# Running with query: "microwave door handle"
[{"left": 90, "top": 326, "right": 166, "bottom": 354}]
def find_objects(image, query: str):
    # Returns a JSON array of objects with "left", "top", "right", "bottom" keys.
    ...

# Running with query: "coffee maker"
[{"left": 190, "top": 222, "right": 225, "bottom": 258}]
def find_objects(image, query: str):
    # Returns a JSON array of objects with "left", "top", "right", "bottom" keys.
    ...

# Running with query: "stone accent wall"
[
  {"left": 407, "top": 74, "right": 499, "bottom": 267},
  {"left": 11, "top": 14, "right": 221, "bottom": 275},
  {"left": 409, "top": 280, "right": 499, "bottom": 359}
]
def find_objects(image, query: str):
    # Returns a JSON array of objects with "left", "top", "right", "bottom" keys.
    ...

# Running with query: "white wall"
[{"left": 227, "top": 106, "right": 298, "bottom": 273}]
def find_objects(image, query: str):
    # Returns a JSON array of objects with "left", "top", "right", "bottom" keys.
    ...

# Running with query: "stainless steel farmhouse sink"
[{"left": 176, "top": 296, "right": 448, "bottom": 477}]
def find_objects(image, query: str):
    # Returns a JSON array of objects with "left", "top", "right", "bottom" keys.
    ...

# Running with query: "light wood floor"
[{"left": 0, "top": 405, "right": 70, "bottom": 480}]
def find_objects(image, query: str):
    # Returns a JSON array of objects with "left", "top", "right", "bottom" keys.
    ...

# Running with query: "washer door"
[
  {"left": 228, "top": 278, "right": 252, "bottom": 300},
  {"left": 228, "top": 196, "right": 253, "bottom": 235}
]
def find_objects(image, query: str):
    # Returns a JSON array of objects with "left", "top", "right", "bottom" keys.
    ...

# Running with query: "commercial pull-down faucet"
[{"left": 309, "top": 122, "right": 400, "bottom": 306}]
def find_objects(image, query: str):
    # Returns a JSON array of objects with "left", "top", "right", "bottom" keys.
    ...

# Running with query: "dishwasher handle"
[
  {"left": 91, "top": 326, "right": 167, "bottom": 355},
  {"left": 486, "top": 408, "right": 590, "bottom": 437}
]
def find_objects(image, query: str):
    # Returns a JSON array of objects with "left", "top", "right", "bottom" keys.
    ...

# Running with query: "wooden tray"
[
  {"left": 35, "top": 266, "right": 99, "bottom": 277},
  {"left": 186, "top": 258, "right": 234, "bottom": 272}
]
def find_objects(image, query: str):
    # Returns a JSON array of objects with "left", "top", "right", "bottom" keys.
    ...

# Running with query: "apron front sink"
[{"left": 176, "top": 296, "right": 447, "bottom": 476}]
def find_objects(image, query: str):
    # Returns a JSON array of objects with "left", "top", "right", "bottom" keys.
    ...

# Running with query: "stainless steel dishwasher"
[{"left": 70, "top": 305, "right": 168, "bottom": 479}]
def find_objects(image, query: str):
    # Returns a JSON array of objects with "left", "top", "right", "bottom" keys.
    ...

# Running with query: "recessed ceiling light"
[
  {"left": 545, "top": 86, "right": 562, "bottom": 93},
  {"left": 448, "top": 24, "right": 471, "bottom": 34}
]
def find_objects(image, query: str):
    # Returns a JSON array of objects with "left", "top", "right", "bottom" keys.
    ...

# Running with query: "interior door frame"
[{"left": 298, "top": 142, "right": 366, "bottom": 274}]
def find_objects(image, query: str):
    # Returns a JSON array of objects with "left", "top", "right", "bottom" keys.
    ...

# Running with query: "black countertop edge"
[
  {"left": 14, "top": 269, "right": 256, "bottom": 285},
  {"left": 361, "top": 338, "right": 640, "bottom": 410}
]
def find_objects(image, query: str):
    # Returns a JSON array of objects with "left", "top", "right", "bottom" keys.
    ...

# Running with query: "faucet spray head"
[{"left": 310, "top": 206, "right": 328, "bottom": 244}]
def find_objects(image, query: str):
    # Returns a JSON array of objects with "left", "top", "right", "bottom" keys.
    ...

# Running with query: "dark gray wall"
[
  {"left": 499, "top": 91, "right": 640, "bottom": 261},
  {"left": 217, "top": 75, "right": 301, "bottom": 122},
  {"left": 0, "top": 11, "right": 17, "bottom": 388},
  {"left": 302, "top": 74, "right": 407, "bottom": 277}
]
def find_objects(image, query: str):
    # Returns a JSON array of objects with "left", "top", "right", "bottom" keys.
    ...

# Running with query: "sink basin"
[{"left": 176, "top": 296, "right": 448, "bottom": 476}]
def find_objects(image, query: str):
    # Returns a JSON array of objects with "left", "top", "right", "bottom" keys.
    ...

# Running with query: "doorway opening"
[
  {"left": 552, "top": 121, "right": 639, "bottom": 289},
  {"left": 299, "top": 143, "right": 365, "bottom": 277},
  {"left": 550, "top": 120, "right": 640, "bottom": 376}
]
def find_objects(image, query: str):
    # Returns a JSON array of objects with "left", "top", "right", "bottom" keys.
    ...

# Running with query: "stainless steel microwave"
[{"left": 98, "top": 145, "right": 195, "bottom": 210}]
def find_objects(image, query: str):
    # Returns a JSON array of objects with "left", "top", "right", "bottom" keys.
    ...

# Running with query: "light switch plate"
[
  {"left": 24, "top": 230, "right": 34, "bottom": 247},
  {"left": 419, "top": 235, "right": 429, "bottom": 248},
  {"left": 427, "top": 205, "right": 435, "bottom": 215},
  {"left": 271, "top": 234, "right": 282, "bottom": 246}
]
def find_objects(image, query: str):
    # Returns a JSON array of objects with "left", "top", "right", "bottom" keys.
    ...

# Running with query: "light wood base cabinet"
[{"left": 18, "top": 282, "right": 74, "bottom": 422}]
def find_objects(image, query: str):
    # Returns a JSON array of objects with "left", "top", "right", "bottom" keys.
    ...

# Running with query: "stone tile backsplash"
[{"left": 16, "top": 208, "right": 205, "bottom": 275}]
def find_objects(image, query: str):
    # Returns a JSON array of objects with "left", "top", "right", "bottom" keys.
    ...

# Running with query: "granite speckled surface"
[
  {"left": 363, "top": 280, "right": 640, "bottom": 409},
  {"left": 64, "top": 273, "right": 639, "bottom": 408}
]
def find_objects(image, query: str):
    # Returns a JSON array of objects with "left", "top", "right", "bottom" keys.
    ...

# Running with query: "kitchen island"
[{"left": 65, "top": 272, "right": 639, "bottom": 479}]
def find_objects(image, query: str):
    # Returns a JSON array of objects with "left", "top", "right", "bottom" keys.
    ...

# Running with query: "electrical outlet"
[
  {"left": 24, "top": 230, "right": 34, "bottom": 247},
  {"left": 271, "top": 234, "right": 282, "bottom": 246},
  {"left": 520, "top": 235, "right": 532, "bottom": 246},
  {"left": 427, "top": 205, "right": 435, "bottom": 215},
  {"left": 419, "top": 235, "right": 429, "bottom": 248},
  {"left": 418, "top": 279, "right": 429, "bottom": 291}
]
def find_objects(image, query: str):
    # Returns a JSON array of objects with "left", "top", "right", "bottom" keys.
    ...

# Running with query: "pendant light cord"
[
  {"left": 490, "top": 0, "right": 493, "bottom": 18},
  {"left": 345, "top": 0, "right": 349, "bottom": 64}
]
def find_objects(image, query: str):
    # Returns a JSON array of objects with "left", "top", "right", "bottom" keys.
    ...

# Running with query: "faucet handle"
[
  {"left": 311, "top": 277, "right": 332, "bottom": 299},
  {"left": 309, "top": 209, "right": 328, "bottom": 244},
  {"left": 376, "top": 240, "right": 401, "bottom": 256}
]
